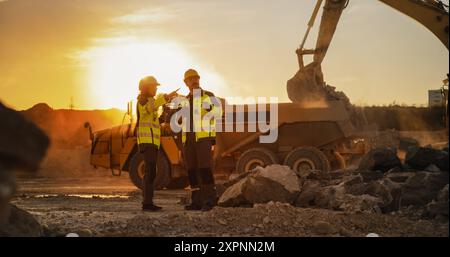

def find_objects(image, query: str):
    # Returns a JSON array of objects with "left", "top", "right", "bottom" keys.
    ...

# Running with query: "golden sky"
[{"left": 0, "top": 0, "right": 448, "bottom": 110}]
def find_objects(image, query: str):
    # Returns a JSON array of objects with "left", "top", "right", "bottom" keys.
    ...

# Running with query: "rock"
[
  {"left": 425, "top": 185, "right": 449, "bottom": 219},
  {"left": 401, "top": 172, "right": 449, "bottom": 206},
  {"left": 379, "top": 178, "right": 403, "bottom": 212},
  {"left": 218, "top": 165, "right": 301, "bottom": 207},
  {"left": 384, "top": 171, "right": 415, "bottom": 183},
  {"left": 313, "top": 182, "right": 383, "bottom": 214},
  {"left": 312, "top": 221, "right": 337, "bottom": 235},
  {"left": 424, "top": 164, "right": 441, "bottom": 172},
  {"left": 359, "top": 170, "right": 384, "bottom": 182},
  {"left": 254, "top": 165, "right": 302, "bottom": 195},
  {"left": 0, "top": 102, "right": 49, "bottom": 236},
  {"left": 345, "top": 182, "right": 368, "bottom": 196},
  {"left": 217, "top": 219, "right": 228, "bottom": 226},
  {"left": 364, "top": 179, "right": 402, "bottom": 213},
  {"left": 405, "top": 146, "right": 449, "bottom": 171},
  {"left": 0, "top": 204, "right": 43, "bottom": 236},
  {"left": 217, "top": 171, "right": 253, "bottom": 197},
  {"left": 294, "top": 180, "right": 322, "bottom": 207},
  {"left": 437, "top": 184, "right": 449, "bottom": 202},
  {"left": 0, "top": 102, "right": 50, "bottom": 171},
  {"left": 0, "top": 169, "right": 16, "bottom": 226},
  {"left": 218, "top": 178, "right": 251, "bottom": 207},
  {"left": 77, "top": 228, "right": 93, "bottom": 237},
  {"left": 398, "top": 137, "right": 419, "bottom": 151},
  {"left": 243, "top": 176, "right": 297, "bottom": 204},
  {"left": 337, "top": 194, "right": 383, "bottom": 214},
  {"left": 340, "top": 175, "right": 367, "bottom": 196},
  {"left": 358, "top": 148, "right": 402, "bottom": 173},
  {"left": 297, "top": 169, "right": 331, "bottom": 181}
]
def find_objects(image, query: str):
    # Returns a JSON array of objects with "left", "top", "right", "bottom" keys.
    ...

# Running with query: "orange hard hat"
[{"left": 184, "top": 69, "right": 200, "bottom": 81}]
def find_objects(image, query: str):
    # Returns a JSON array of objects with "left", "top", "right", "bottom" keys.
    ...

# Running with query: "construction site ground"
[{"left": 12, "top": 175, "right": 449, "bottom": 237}]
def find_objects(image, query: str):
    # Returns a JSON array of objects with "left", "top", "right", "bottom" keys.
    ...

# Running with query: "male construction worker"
[
  {"left": 182, "top": 69, "right": 221, "bottom": 211},
  {"left": 136, "top": 76, "right": 177, "bottom": 211}
]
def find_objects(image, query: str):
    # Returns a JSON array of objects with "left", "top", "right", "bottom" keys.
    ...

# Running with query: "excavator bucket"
[{"left": 287, "top": 62, "right": 328, "bottom": 103}]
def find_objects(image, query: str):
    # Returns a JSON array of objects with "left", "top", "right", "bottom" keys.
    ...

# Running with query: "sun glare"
[{"left": 80, "top": 39, "right": 225, "bottom": 109}]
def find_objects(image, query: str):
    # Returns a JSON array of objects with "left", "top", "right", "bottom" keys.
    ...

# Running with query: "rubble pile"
[{"left": 218, "top": 146, "right": 449, "bottom": 220}]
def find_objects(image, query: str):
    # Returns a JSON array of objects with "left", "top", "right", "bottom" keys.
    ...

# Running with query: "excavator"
[{"left": 288, "top": 0, "right": 449, "bottom": 114}]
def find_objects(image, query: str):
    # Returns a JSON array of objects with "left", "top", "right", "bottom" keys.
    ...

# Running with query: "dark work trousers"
[
  {"left": 139, "top": 143, "right": 159, "bottom": 205},
  {"left": 183, "top": 132, "right": 215, "bottom": 188}
]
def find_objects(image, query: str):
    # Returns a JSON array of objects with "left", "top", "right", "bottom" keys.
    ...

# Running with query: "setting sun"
[{"left": 78, "top": 38, "right": 225, "bottom": 109}]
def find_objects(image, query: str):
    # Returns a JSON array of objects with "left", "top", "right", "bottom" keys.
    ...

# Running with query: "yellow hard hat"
[
  {"left": 184, "top": 69, "right": 200, "bottom": 81},
  {"left": 139, "top": 76, "right": 160, "bottom": 90}
]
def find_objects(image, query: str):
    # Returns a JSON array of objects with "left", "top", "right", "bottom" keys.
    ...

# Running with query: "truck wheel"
[
  {"left": 235, "top": 148, "right": 279, "bottom": 174},
  {"left": 284, "top": 147, "right": 330, "bottom": 173},
  {"left": 129, "top": 151, "right": 172, "bottom": 190}
]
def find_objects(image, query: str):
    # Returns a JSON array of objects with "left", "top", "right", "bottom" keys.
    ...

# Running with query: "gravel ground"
[{"left": 11, "top": 177, "right": 449, "bottom": 237}]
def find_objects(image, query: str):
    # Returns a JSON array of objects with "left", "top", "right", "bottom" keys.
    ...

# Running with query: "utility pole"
[{"left": 69, "top": 97, "right": 75, "bottom": 110}]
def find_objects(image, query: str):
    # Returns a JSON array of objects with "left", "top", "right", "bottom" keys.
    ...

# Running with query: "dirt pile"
[
  {"left": 17, "top": 103, "right": 124, "bottom": 178},
  {"left": 21, "top": 103, "right": 124, "bottom": 148}
]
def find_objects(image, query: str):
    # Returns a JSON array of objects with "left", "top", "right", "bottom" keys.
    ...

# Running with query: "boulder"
[
  {"left": 425, "top": 185, "right": 449, "bottom": 219},
  {"left": 401, "top": 172, "right": 449, "bottom": 206},
  {"left": 253, "top": 165, "right": 302, "bottom": 195},
  {"left": 398, "top": 137, "right": 419, "bottom": 151},
  {"left": 217, "top": 178, "right": 251, "bottom": 207},
  {"left": 216, "top": 172, "right": 252, "bottom": 197},
  {"left": 218, "top": 165, "right": 301, "bottom": 207},
  {"left": 294, "top": 180, "right": 322, "bottom": 207},
  {"left": 0, "top": 102, "right": 50, "bottom": 171},
  {"left": 0, "top": 169, "right": 16, "bottom": 226},
  {"left": 366, "top": 179, "right": 402, "bottom": 212},
  {"left": 0, "top": 102, "right": 48, "bottom": 236},
  {"left": 0, "top": 204, "right": 43, "bottom": 236},
  {"left": 424, "top": 164, "right": 441, "bottom": 172},
  {"left": 358, "top": 147, "right": 402, "bottom": 173},
  {"left": 379, "top": 178, "right": 403, "bottom": 212},
  {"left": 405, "top": 146, "right": 449, "bottom": 171}
]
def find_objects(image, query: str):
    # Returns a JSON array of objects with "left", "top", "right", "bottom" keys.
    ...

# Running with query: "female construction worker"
[{"left": 136, "top": 75, "right": 177, "bottom": 211}]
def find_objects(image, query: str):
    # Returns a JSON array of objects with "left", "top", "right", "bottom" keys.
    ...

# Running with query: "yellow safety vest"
[
  {"left": 182, "top": 90, "right": 221, "bottom": 144},
  {"left": 137, "top": 94, "right": 167, "bottom": 147}
]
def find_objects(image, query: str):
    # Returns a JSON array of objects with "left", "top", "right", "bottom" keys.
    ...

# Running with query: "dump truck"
[{"left": 85, "top": 100, "right": 370, "bottom": 189}]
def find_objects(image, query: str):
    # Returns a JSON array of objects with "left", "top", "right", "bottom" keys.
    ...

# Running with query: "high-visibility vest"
[
  {"left": 137, "top": 94, "right": 167, "bottom": 147},
  {"left": 182, "top": 90, "right": 221, "bottom": 144}
]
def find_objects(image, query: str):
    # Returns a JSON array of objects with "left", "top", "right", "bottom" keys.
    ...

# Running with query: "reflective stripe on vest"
[
  {"left": 182, "top": 91, "right": 220, "bottom": 144},
  {"left": 137, "top": 95, "right": 164, "bottom": 147}
]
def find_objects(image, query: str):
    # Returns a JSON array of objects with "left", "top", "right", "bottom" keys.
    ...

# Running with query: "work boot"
[
  {"left": 142, "top": 203, "right": 162, "bottom": 212},
  {"left": 184, "top": 189, "right": 202, "bottom": 211},
  {"left": 201, "top": 184, "right": 218, "bottom": 212}
]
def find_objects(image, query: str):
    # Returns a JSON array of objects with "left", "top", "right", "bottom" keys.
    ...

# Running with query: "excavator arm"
[
  {"left": 288, "top": 0, "right": 449, "bottom": 103},
  {"left": 378, "top": 0, "right": 448, "bottom": 49}
]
